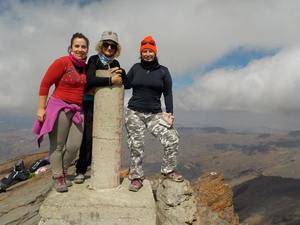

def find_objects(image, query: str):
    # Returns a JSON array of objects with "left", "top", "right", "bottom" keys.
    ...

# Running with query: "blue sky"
[{"left": 173, "top": 47, "right": 277, "bottom": 89}]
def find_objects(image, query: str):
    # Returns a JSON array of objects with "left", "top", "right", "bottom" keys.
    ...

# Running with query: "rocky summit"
[{"left": 0, "top": 152, "right": 240, "bottom": 225}]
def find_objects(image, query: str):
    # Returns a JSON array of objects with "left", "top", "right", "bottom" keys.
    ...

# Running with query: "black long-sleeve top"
[
  {"left": 84, "top": 54, "right": 125, "bottom": 101},
  {"left": 86, "top": 54, "right": 123, "bottom": 91},
  {"left": 124, "top": 61, "right": 173, "bottom": 114}
]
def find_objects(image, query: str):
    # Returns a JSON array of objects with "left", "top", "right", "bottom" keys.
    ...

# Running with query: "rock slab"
[
  {"left": 0, "top": 152, "right": 52, "bottom": 225},
  {"left": 38, "top": 178, "right": 156, "bottom": 225}
]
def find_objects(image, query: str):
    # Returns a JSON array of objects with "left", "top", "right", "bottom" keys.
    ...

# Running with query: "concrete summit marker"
[{"left": 91, "top": 70, "right": 124, "bottom": 189}]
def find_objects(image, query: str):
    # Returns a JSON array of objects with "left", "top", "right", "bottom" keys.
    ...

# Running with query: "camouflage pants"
[{"left": 125, "top": 108, "right": 180, "bottom": 180}]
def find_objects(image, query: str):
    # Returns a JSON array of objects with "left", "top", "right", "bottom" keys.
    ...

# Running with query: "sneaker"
[
  {"left": 74, "top": 173, "right": 85, "bottom": 184},
  {"left": 54, "top": 176, "right": 68, "bottom": 193},
  {"left": 162, "top": 171, "right": 184, "bottom": 182},
  {"left": 129, "top": 179, "right": 143, "bottom": 192}
]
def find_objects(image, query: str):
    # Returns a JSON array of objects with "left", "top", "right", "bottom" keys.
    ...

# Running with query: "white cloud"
[
  {"left": 176, "top": 47, "right": 300, "bottom": 114},
  {"left": 0, "top": 0, "right": 300, "bottom": 128}
]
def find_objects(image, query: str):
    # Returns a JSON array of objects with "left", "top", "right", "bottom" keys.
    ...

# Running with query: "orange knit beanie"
[{"left": 140, "top": 36, "right": 157, "bottom": 55}]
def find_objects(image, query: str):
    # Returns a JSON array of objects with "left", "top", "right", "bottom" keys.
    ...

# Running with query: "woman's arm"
[
  {"left": 123, "top": 65, "right": 135, "bottom": 89},
  {"left": 163, "top": 68, "right": 173, "bottom": 114},
  {"left": 86, "top": 56, "right": 123, "bottom": 89},
  {"left": 110, "top": 60, "right": 124, "bottom": 85},
  {"left": 86, "top": 56, "right": 111, "bottom": 90},
  {"left": 37, "top": 58, "right": 65, "bottom": 122},
  {"left": 37, "top": 95, "right": 47, "bottom": 122},
  {"left": 39, "top": 58, "right": 65, "bottom": 96}
]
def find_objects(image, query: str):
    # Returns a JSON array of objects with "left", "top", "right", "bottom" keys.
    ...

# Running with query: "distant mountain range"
[
  {"left": 234, "top": 175, "right": 300, "bottom": 225},
  {"left": 1, "top": 126, "right": 300, "bottom": 224}
]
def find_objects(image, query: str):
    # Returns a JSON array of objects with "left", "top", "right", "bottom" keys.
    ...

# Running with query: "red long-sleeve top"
[{"left": 39, "top": 56, "right": 86, "bottom": 106}]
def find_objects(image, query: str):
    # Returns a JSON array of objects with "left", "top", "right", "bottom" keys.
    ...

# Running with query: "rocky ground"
[
  {"left": 0, "top": 152, "right": 52, "bottom": 225},
  {"left": 0, "top": 152, "right": 239, "bottom": 225},
  {"left": 153, "top": 172, "right": 239, "bottom": 225}
]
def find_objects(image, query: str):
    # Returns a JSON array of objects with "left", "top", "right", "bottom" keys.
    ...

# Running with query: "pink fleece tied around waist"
[{"left": 32, "top": 97, "right": 83, "bottom": 147}]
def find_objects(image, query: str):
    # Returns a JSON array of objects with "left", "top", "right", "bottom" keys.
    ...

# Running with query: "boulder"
[
  {"left": 193, "top": 172, "right": 239, "bottom": 225},
  {"left": 156, "top": 178, "right": 197, "bottom": 225}
]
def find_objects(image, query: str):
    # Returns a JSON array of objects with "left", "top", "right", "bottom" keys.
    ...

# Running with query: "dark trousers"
[{"left": 76, "top": 100, "right": 94, "bottom": 174}]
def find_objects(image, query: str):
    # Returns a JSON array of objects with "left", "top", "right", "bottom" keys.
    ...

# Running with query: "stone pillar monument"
[{"left": 91, "top": 70, "right": 124, "bottom": 189}]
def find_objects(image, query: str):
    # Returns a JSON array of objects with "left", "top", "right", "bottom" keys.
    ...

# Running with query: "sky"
[{"left": 1, "top": 0, "right": 300, "bottom": 131}]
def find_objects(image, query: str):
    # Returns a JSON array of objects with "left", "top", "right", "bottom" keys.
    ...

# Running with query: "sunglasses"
[
  {"left": 141, "top": 39, "right": 156, "bottom": 46},
  {"left": 103, "top": 42, "right": 118, "bottom": 50}
]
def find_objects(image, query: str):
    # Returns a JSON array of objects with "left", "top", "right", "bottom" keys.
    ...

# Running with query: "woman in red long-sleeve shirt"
[{"left": 33, "top": 33, "right": 89, "bottom": 193}]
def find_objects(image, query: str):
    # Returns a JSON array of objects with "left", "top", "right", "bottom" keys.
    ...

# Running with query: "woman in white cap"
[{"left": 74, "top": 31, "right": 124, "bottom": 184}]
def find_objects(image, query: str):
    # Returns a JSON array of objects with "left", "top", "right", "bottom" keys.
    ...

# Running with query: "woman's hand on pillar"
[
  {"left": 111, "top": 74, "right": 122, "bottom": 85},
  {"left": 109, "top": 67, "right": 122, "bottom": 75},
  {"left": 110, "top": 67, "right": 123, "bottom": 85}
]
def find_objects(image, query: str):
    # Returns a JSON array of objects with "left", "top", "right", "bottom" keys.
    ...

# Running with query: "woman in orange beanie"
[{"left": 124, "top": 35, "right": 183, "bottom": 192}]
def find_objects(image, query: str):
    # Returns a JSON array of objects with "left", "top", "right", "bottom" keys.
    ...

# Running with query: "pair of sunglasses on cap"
[
  {"left": 103, "top": 41, "right": 118, "bottom": 50},
  {"left": 141, "top": 39, "right": 156, "bottom": 46}
]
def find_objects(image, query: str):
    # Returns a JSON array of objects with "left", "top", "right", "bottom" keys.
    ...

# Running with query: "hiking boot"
[
  {"left": 0, "top": 160, "right": 30, "bottom": 193},
  {"left": 0, "top": 182, "right": 7, "bottom": 193},
  {"left": 129, "top": 179, "right": 143, "bottom": 192},
  {"left": 74, "top": 173, "right": 85, "bottom": 184},
  {"left": 65, "top": 178, "right": 73, "bottom": 187},
  {"left": 63, "top": 170, "right": 73, "bottom": 187},
  {"left": 162, "top": 171, "right": 184, "bottom": 182},
  {"left": 53, "top": 176, "right": 68, "bottom": 193}
]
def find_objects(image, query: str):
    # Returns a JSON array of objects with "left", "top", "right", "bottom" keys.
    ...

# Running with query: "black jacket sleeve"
[
  {"left": 162, "top": 68, "right": 173, "bottom": 114},
  {"left": 123, "top": 64, "right": 136, "bottom": 89},
  {"left": 86, "top": 56, "right": 111, "bottom": 91}
]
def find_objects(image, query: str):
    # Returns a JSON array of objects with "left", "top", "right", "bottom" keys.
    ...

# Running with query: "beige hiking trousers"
[{"left": 49, "top": 110, "right": 83, "bottom": 177}]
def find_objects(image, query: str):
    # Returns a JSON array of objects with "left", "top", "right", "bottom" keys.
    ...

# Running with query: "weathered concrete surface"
[
  {"left": 91, "top": 69, "right": 124, "bottom": 189},
  {"left": 39, "top": 178, "right": 156, "bottom": 225}
]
